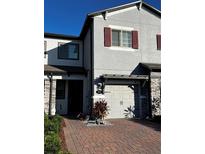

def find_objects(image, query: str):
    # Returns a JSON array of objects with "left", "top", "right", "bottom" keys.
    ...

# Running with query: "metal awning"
[
  {"left": 100, "top": 74, "right": 149, "bottom": 85},
  {"left": 44, "top": 65, "right": 87, "bottom": 75},
  {"left": 100, "top": 74, "right": 149, "bottom": 80},
  {"left": 140, "top": 63, "right": 161, "bottom": 71}
]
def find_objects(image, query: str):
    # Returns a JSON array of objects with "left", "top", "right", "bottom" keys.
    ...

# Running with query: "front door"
[
  {"left": 67, "top": 80, "right": 83, "bottom": 115},
  {"left": 56, "top": 80, "right": 68, "bottom": 115}
]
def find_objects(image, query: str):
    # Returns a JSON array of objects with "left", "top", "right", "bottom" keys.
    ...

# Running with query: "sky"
[{"left": 44, "top": 0, "right": 161, "bottom": 36}]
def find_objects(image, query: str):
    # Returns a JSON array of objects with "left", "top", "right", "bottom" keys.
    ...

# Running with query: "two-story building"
[{"left": 44, "top": 0, "right": 161, "bottom": 119}]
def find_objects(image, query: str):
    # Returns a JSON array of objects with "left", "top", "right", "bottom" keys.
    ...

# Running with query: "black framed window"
[
  {"left": 58, "top": 42, "right": 79, "bottom": 60},
  {"left": 56, "top": 80, "right": 65, "bottom": 99}
]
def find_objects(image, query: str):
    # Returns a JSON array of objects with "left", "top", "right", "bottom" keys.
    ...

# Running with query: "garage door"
[{"left": 105, "top": 85, "right": 139, "bottom": 119}]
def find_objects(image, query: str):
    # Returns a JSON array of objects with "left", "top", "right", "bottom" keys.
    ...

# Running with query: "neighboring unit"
[{"left": 44, "top": 0, "right": 161, "bottom": 119}]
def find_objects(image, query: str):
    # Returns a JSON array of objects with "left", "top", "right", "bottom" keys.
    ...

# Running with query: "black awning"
[
  {"left": 100, "top": 74, "right": 149, "bottom": 80},
  {"left": 100, "top": 74, "right": 148, "bottom": 85},
  {"left": 44, "top": 65, "right": 87, "bottom": 75},
  {"left": 140, "top": 63, "right": 161, "bottom": 71}
]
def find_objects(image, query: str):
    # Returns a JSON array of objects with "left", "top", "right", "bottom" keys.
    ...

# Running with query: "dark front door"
[{"left": 68, "top": 80, "right": 83, "bottom": 115}]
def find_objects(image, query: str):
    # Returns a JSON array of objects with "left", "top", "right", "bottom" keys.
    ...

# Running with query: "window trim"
[
  {"left": 111, "top": 29, "right": 132, "bottom": 48},
  {"left": 58, "top": 42, "right": 80, "bottom": 60}
]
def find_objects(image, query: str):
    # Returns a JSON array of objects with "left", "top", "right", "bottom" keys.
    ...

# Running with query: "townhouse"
[{"left": 44, "top": 0, "right": 161, "bottom": 119}]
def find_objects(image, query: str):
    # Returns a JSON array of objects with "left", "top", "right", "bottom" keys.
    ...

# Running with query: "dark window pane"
[
  {"left": 58, "top": 43, "right": 79, "bottom": 60},
  {"left": 58, "top": 43, "right": 69, "bottom": 59},
  {"left": 56, "top": 80, "right": 65, "bottom": 99},
  {"left": 68, "top": 44, "right": 79, "bottom": 59}
]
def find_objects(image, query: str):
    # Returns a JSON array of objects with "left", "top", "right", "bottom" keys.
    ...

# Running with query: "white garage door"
[{"left": 105, "top": 85, "right": 139, "bottom": 119}]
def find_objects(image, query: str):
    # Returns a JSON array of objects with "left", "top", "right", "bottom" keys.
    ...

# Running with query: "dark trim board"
[{"left": 44, "top": 32, "right": 79, "bottom": 40}]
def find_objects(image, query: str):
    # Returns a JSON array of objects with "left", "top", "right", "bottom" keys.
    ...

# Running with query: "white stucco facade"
[{"left": 44, "top": 1, "right": 161, "bottom": 119}]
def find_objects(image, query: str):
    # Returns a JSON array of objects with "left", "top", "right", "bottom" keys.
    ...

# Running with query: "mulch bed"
[{"left": 59, "top": 119, "right": 68, "bottom": 152}]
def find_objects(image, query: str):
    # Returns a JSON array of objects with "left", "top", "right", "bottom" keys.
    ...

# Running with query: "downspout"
[{"left": 48, "top": 73, "right": 53, "bottom": 116}]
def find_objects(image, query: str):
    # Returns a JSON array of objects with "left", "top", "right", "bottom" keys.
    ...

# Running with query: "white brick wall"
[
  {"left": 44, "top": 79, "right": 56, "bottom": 115},
  {"left": 151, "top": 77, "right": 161, "bottom": 116}
]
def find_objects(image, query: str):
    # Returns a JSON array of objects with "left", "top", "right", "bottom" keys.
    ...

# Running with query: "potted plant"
[{"left": 92, "top": 99, "right": 109, "bottom": 124}]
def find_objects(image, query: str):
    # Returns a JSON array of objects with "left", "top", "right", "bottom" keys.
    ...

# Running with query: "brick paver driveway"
[{"left": 63, "top": 118, "right": 160, "bottom": 154}]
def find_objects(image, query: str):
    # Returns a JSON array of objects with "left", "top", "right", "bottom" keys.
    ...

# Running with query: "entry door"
[
  {"left": 56, "top": 80, "right": 68, "bottom": 115},
  {"left": 68, "top": 80, "right": 83, "bottom": 114}
]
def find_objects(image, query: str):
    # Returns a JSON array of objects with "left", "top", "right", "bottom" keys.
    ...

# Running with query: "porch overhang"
[
  {"left": 101, "top": 74, "right": 149, "bottom": 80},
  {"left": 44, "top": 65, "right": 87, "bottom": 76},
  {"left": 140, "top": 63, "right": 161, "bottom": 72},
  {"left": 100, "top": 74, "right": 149, "bottom": 85}
]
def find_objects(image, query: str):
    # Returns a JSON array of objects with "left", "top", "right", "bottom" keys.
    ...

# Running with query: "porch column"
[
  {"left": 150, "top": 72, "right": 161, "bottom": 117},
  {"left": 44, "top": 79, "right": 57, "bottom": 115}
]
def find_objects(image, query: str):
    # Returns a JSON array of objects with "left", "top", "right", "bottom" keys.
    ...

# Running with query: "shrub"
[
  {"left": 44, "top": 114, "right": 62, "bottom": 135},
  {"left": 44, "top": 114, "right": 65, "bottom": 154},
  {"left": 92, "top": 99, "right": 109, "bottom": 120},
  {"left": 44, "top": 132, "right": 61, "bottom": 154}
]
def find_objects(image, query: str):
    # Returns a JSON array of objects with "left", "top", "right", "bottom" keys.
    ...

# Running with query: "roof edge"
[
  {"left": 44, "top": 32, "right": 80, "bottom": 40},
  {"left": 45, "top": 1, "right": 160, "bottom": 39},
  {"left": 87, "top": 1, "right": 160, "bottom": 17}
]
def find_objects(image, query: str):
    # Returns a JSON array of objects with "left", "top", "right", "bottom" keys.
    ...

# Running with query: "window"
[
  {"left": 122, "top": 31, "right": 131, "bottom": 47},
  {"left": 112, "top": 30, "right": 132, "bottom": 47},
  {"left": 56, "top": 80, "right": 65, "bottom": 99},
  {"left": 112, "top": 30, "right": 121, "bottom": 46},
  {"left": 44, "top": 41, "right": 47, "bottom": 58},
  {"left": 58, "top": 43, "right": 79, "bottom": 60}
]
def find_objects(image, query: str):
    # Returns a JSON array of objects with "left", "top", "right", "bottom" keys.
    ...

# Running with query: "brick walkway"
[{"left": 63, "top": 118, "right": 160, "bottom": 154}]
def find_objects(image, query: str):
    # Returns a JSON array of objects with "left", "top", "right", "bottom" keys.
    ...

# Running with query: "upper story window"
[
  {"left": 156, "top": 34, "right": 161, "bottom": 50},
  {"left": 104, "top": 27, "right": 138, "bottom": 49},
  {"left": 112, "top": 30, "right": 131, "bottom": 47},
  {"left": 58, "top": 42, "right": 79, "bottom": 60},
  {"left": 44, "top": 41, "right": 47, "bottom": 58}
]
